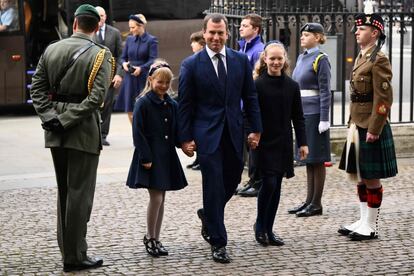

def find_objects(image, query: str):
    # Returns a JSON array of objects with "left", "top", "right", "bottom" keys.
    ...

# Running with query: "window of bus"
[{"left": 0, "top": 0, "right": 19, "bottom": 32}]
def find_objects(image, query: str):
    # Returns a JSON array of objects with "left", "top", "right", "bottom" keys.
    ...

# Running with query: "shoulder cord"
[{"left": 312, "top": 52, "right": 327, "bottom": 73}]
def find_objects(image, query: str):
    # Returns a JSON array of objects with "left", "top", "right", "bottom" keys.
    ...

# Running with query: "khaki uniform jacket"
[
  {"left": 349, "top": 45, "right": 393, "bottom": 135},
  {"left": 30, "top": 32, "right": 113, "bottom": 154}
]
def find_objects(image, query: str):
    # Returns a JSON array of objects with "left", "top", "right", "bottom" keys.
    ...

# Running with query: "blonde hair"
[
  {"left": 139, "top": 60, "right": 173, "bottom": 97},
  {"left": 131, "top": 13, "right": 147, "bottom": 25},
  {"left": 253, "top": 43, "right": 290, "bottom": 80},
  {"left": 315, "top": 33, "right": 327, "bottom": 44}
]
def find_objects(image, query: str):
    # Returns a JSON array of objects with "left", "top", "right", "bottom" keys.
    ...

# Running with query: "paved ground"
[{"left": 0, "top": 114, "right": 413, "bottom": 275}]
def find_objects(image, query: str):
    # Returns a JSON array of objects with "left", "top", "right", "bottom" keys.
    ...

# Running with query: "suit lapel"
[{"left": 200, "top": 49, "right": 225, "bottom": 101}]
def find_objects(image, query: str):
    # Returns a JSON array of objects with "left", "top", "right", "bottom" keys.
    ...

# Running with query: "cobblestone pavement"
[{"left": 0, "top": 115, "right": 413, "bottom": 275}]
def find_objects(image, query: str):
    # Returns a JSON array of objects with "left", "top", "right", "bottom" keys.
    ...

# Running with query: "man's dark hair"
[
  {"left": 76, "top": 15, "right": 99, "bottom": 33},
  {"left": 243, "top": 13, "right": 263, "bottom": 35},
  {"left": 203, "top": 13, "right": 228, "bottom": 32},
  {"left": 190, "top": 31, "right": 206, "bottom": 46}
]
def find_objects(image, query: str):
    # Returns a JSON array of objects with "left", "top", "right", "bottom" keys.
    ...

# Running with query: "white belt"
[{"left": 300, "top": 89, "right": 320, "bottom": 97}]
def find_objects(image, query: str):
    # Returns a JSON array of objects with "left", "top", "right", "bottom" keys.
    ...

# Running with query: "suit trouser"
[
  {"left": 198, "top": 126, "right": 244, "bottom": 247},
  {"left": 50, "top": 148, "right": 99, "bottom": 264},
  {"left": 101, "top": 85, "right": 115, "bottom": 139}
]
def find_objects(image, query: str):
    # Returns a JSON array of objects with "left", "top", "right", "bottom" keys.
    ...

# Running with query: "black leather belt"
[
  {"left": 49, "top": 93, "right": 86, "bottom": 103},
  {"left": 350, "top": 93, "right": 373, "bottom": 103}
]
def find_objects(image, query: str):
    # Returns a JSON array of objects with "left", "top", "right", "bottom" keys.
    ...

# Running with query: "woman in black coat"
[{"left": 253, "top": 41, "right": 308, "bottom": 246}]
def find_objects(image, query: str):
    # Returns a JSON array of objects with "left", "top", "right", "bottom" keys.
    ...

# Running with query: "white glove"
[{"left": 318, "top": 121, "right": 330, "bottom": 133}]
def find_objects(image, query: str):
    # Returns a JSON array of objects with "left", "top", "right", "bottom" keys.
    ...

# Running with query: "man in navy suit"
[{"left": 178, "top": 13, "right": 262, "bottom": 263}]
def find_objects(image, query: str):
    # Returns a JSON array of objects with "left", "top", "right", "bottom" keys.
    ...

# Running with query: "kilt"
[
  {"left": 339, "top": 122, "right": 398, "bottom": 179},
  {"left": 302, "top": 114, "right": 331, "bottom": 164}
]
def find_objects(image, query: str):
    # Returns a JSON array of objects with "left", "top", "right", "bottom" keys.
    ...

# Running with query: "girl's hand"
[
  {"left": 142, "top": 162, "right": 152, "bottom": 169},
  {"left": 299, "top": 146, "right": 309, "bottom": 160}
]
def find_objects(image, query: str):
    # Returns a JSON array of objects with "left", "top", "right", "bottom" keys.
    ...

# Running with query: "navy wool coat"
[{"left": 126, "top": 91, "right": 187, "bottom": 191}]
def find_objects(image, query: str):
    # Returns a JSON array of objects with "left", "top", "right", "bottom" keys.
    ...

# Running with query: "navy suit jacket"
[{"left": 178, "top": 47, "right": 262, "bottom": 156}]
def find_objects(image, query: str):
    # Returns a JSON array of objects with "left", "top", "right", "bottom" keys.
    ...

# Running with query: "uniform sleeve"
[
  {"left": 291, "top": 81, "right": 307, "bottom": 147},
  {"left": 30, "top": 53, "right": 59, "bottom": 123},
  {"left": 368, "top": 55, "right": 393, "bottom": 135},
  {"left": 177, "top": 59, "right": 195, "bottom": 143},
  {"left": 132, "top": 98, "right": 153, "bottom": 163},
  {"left": 317, "top": 56, "right": 331, "bottom": 122},
  {"left": 57, "top": 49, "right": 112, "bottom": 128}
]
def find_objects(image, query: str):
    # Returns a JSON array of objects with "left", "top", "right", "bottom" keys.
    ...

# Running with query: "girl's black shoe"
[
  {"left": 268, "top": 232, "right": 285, "bottom": 246},
  {"left": 143, "top": 235, "right": 159, "bottom": 257},
  {"left": 156, "top": 241, "right": 169, "bottom": 256}
]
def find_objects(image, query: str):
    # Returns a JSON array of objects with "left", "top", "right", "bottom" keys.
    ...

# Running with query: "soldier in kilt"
[{"left": 338, "top": 12, "right": 398, "bottom": 241}]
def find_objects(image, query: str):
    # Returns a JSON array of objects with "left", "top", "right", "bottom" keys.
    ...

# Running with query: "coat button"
[
  {"left": 163, "top": 102, "right": 167, "bottom": 106},
  {"left": 165, "top": 135, "right": 168, "bottom": 139},
  {"left": 164, "top": 118, "right": 168, "bottom": 122}
]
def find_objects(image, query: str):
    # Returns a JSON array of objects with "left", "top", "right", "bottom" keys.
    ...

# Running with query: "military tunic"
[{"left": 30, "top": 32, "right": 113, "bottom": 264}]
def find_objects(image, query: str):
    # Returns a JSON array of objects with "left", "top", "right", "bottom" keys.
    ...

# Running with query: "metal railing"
[{"left": 207, "top": 0, "right": 414, "bottom": 126}]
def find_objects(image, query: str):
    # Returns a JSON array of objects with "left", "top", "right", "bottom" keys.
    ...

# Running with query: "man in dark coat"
[
  {"left": 94, "top": 6, "right": 123, "bottom": 146},
  {"left": 30, "top": 4, "right": 113, "bottom": 272},
  {"left": 178, "top": 13, "right": 262, "bottom": 263}
]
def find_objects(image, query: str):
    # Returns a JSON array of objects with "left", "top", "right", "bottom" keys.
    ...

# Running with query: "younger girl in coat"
[
  {"left": 126, "top": 61, "right": 188, "bottom": 257},
  {"left": 253, "top": 41, "right": 308, "bottom": 246}
]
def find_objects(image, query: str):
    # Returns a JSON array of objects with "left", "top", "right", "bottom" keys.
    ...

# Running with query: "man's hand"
[
  {"left": 181, "top": 140, "right": 196, "bottom": 157},
  {"left": 247, "top": 132, "right": 261, "bottom": 150},
  {"left": 299, "top": 145, "right": 309, "bottom": 160},
  {"left": 142, "top": 162, "right": 152, "bottom": 169},
  {"left": 42, "top": 118, "right": 64, "bottom": 133},
  {"left": 366, "top": 132, "right": 379, "bottom": 143},
  {"left": 112, "top": 75, "right": 122, "bottom": 89}
]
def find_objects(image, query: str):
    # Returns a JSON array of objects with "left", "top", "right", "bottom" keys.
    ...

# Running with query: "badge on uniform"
[
  {"left": 376, "top": 103, "right": 388, "bottom": 115},
  {"left": 382, "top": 81, "right": 389, "bottom": 90}
]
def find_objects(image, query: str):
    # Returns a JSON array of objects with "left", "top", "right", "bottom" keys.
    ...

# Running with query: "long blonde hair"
[
  {"left": 139, "top": 60, "right": 173, "bottom": 97},
  {"left": 253, "top": 42, "right": 290, "bottom": 80}
]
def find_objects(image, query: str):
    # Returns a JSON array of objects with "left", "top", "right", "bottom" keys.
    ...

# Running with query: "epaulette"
[
  {"left": 88, "top": 49, "right": 106, "bottom": 94},
  {"left": 312, "top": 52, "right": 328, "bottom": 73}
]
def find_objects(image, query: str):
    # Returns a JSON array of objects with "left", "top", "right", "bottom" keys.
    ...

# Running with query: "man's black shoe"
[
  {"left": 63, "top": 256, "right": 103, "bottom": 272},
  {"left": 296, "top": 204, "right": 323, "bottom": 217},
  {"left": 253, "top": 223, "right": 269, "bottom": 246},
  {"left": 288, "top": 202, "right": 308, "bottom": 214},
  {"left": 211, "top": 246, "right": 231, "bottom": 263},
  {"left": 102, "top": 138, "right": 110, "bottom": 146},
  {"left": 268, "top": 232, "right": 285, "bottom": 246},
  {"left": 197, "top": 209, "right": 210, "bottom": 244},
  {"left": 238, "top": 186, "right": 259, "bottom": 197}
]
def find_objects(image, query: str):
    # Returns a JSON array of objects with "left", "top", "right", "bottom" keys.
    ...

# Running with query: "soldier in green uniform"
[
  {"left": 338, "top": 13, "right": 398, "bottom": 241},
  {"left": 30, "top": 4, "right": 114, "bottom": 272}
]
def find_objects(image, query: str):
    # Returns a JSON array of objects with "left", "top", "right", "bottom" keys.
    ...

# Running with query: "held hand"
[
  {"left": 112, "top": 75, "right": 123, "bottom": 89},
  {"left": 182, "top": 141, "right": 196, "bottom": 157},
  {"left": 299, "top": 145, "right": 309, "bottom": 160},
  {"left": 122, "top": 62, "right": 130, "bottom": 72},
  {"left": 366, "top": 132, "right": 379, "bottom": 143},
  {"left": 142, "top": 162, "right": 152, "bottom": 169},
  {"left": 318, "top": 121, "right": 330, "bottom": 133},
  {"left": 247, "top": 132, "right": 261, "bottom": 150},
  {"left": 132, "top": 66, "right": 142, "bottom": 77}
]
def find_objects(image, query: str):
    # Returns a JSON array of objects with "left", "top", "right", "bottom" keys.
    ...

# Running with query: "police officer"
[
  {"left": 30, "top": 4, "right": 114, "bottom": 271},
  {"left": 338, "top": 13, "right": 398, "bottom": 241}
]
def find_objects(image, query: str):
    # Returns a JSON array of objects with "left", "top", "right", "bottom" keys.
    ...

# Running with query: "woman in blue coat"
[{"left": 115, "top": 13, "right": 158, "bottom": 123}]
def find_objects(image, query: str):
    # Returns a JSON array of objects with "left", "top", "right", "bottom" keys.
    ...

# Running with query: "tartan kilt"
[{"left": 339, "top": 122, "right": 398, "bottom": 179}]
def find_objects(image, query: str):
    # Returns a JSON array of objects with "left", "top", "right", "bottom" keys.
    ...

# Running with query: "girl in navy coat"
[
  {"left": 253, "top": 41, "right": 308, "bottom": 246},
  {"left": 126, "top": 61, "right": 188, "bottom": 257}
]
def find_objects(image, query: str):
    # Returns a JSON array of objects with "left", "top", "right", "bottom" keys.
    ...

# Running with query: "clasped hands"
[{"left": 42, "top": 118, "right": 64, "bottom": 133}]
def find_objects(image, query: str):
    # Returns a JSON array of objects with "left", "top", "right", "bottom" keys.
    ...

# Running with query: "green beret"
[{"left": 74, "top": 4, "right": 100, "bottom": 21}]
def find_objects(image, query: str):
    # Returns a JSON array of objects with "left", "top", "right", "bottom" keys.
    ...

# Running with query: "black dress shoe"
[
  {"left": 338, "top": 225, "right": 352, "bottom": 236},
  {"left": 211, "top": 246, "right": 231, "bottom": 263},
  {"left": 349, "top": 231, "right": 378, "bottom": 241},
  {"left": 156, "top": 240, "right": 169, "bottom": 256},
  {"left": 102, "top": 138, "right": 110, "bottom": 146},
  {"left": 296, "top": 204, "right": 323, "bottom": 217},
  {"left": 197, "top": 209, "right": 210, "bottom": 244},
  {"left": 63, "top": 256, "right": 103, "bottom": 272},
  {"left": 143, "top": 235, "right": 159, "bottom": 257},
  {"left": 288, "top": 202, "right": 308, "bottom": 214},
  {"left": 268, "top": 232, "right": 285, "bottom": 246},
  {"left": 253, "top": 223, "right": 269, "bottom": 246}
]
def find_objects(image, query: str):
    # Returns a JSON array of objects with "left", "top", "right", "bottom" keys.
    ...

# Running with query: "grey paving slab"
[{"left": 0, "top": 114, "right": 413, "bottom": 275}]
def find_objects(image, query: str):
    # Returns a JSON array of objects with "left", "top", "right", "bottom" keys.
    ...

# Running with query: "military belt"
[
  {"left": 50, "top": 93, "right": 86, "bottom": 103},
  {"left": 350, "top": 93, "right": 373, "bottom": 103}
]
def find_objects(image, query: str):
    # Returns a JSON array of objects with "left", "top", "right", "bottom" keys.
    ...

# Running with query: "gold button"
[
  {"left": 164, "top": 102, "right": 167, "bottom": 105},
  {"left": 165, "top": 135, "right": 168, "bottom": 139},
  {"left": 164, "top": 118, "right": 168, "bottom": 122}
]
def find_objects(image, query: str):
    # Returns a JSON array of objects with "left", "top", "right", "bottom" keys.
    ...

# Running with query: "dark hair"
[
  {"left": 243, "top": 13, "right": 263, "bottom": 35},
  {"left": 76, "top": 15, "right": 99, "bottom": 32},
  {"left": 190, "top": 31, "right": 206, "bottom": 46},
  {"left": 203, "top": 13, "right": 228, "bottom": 32}
]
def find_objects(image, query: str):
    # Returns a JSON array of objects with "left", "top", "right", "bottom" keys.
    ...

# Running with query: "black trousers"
[
  {"left": 51, "top": 148, "right": 99, "bottom": 264},
  {"left": 101, "top": 85, "right": 115, "bottom": 139}
]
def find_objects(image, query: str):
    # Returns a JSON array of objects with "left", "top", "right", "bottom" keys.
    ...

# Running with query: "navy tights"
[{"left": 256, "top": 174, "right": 283, "bottom": 234}]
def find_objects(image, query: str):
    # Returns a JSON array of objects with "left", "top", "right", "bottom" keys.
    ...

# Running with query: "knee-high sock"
[
  {"left": 367, "top": 186, "right": 383, "bottom": 208},
  {"left": 256, "top": 175, "right": 281, "bottom": 232},
  {"left": 265, "top": 175, "right": 283, "bottom": 234},
  {"left": 311, "top": 163, "right": 326, "bottom": 207},
  {"left": 357, "top": 183, "right": 367, "bottom": 202},
  {"left": 305, "top": 164, "right": 314, "bottom": 204},
  {"left": 147, "top": 189, "right": 164, "bottom": 239}
]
